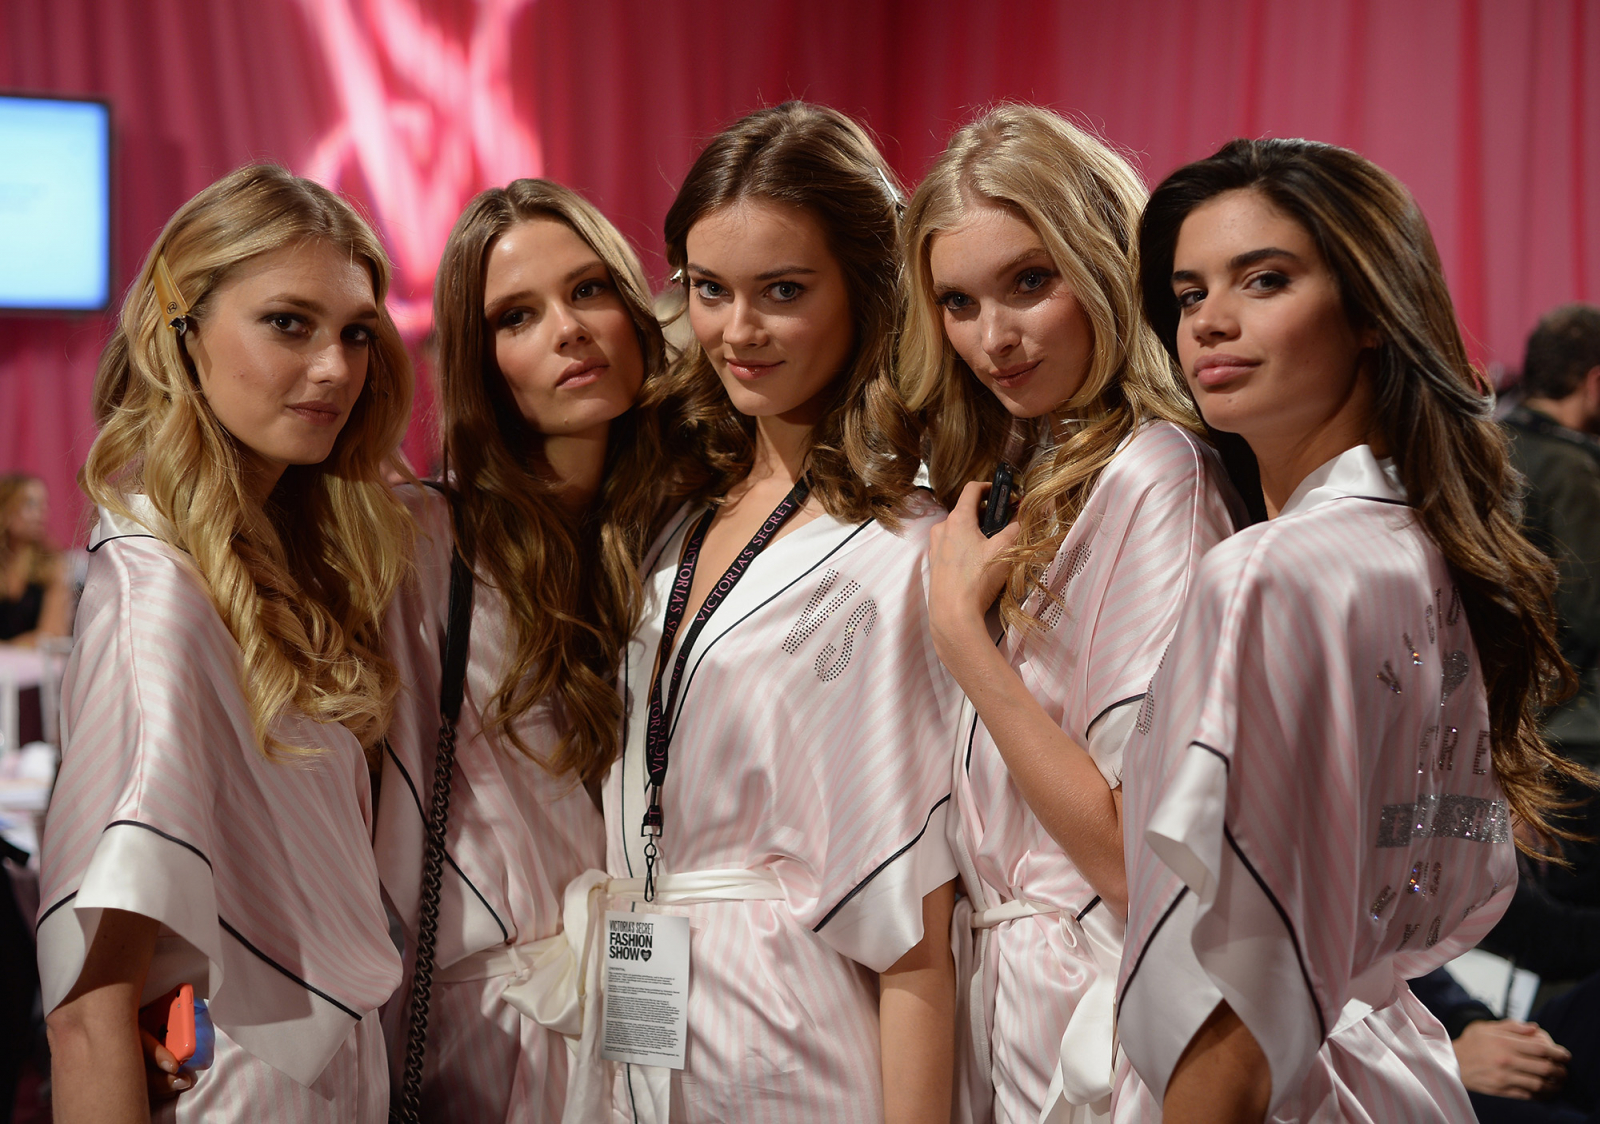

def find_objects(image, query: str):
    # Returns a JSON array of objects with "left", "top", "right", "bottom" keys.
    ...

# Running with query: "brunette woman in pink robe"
[
  {"left": 39, "top": 166, "right": 415, "bottom": 1123},
  {"left": 900, "top": 106, "right": 1240, "bottom": 1124},
  {"left": 1114, "top": 139, "right": 1590, "bottom": 1123},
  {"left": 375, "top": 179, "right": 666, "bottom": 1123},
  {"left": 566, "top": 102, "right": 962, "bottom": 1124}
]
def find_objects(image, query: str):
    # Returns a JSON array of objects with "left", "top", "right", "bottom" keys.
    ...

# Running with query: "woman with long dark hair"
[
  {"left": 565, "top": 102, "right": 962, "bottom": 1124},
  {"left": 1114, "top": 138, "right": 1586, "bottom": 1123},
  {"left": 375, "top": 178, "right": 665, "bottom": 1122}
]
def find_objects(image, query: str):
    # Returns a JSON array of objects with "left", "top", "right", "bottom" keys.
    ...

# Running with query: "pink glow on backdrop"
[{"left": 294, "top": 0, "right": 543, "bottom": 335}]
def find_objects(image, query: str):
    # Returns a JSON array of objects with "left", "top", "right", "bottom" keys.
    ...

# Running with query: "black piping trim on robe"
[
  {"left": 385, "top": 742, "right": 511, "bottom": 943},
  {"left": 217, "top": 917, "right": 362, "bottom": 1020},
  {"left": 814, "top": 792, "right": 952, "bottom": 933}
]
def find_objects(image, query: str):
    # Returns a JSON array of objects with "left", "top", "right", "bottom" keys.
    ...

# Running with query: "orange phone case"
[{"left": 137, "top": 983, "right": 197, "bottom": 1064}]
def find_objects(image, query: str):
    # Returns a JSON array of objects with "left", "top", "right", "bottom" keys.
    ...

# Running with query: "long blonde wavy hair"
[
  {"left": 644, "top": 101, "right": 922, "bottom": 526},
  {"left": 900, "top": 105, "right": 1201, "bottom": 628},
  {"left": 434, "top": 179, "right": 668, "bottom": 785},
  {"left": 82, "top": 164, "right": 415, "bottom": 759}
]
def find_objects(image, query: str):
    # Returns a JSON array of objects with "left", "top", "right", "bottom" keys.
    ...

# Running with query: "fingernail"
[
  {"left": 161, "top": 1059, "right": 177, "bottom": 1073},
  {"left": 174, "top": 1078, "right": 191, "bottom": 1090}
]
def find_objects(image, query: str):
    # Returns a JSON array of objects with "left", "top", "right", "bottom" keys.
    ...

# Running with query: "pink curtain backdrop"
[{"left": 2, "top": 0, "right": 1596, "bottom": 546}]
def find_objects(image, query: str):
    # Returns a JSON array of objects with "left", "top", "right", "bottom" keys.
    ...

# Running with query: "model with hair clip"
[
  {"left": 1115, "top": 139, "right": 1587, "bottom": 1122},
  {"left": 562, "top": 102, "right": 962, "bottom": 1124},
  {"left": 901, "top": 105, "right": 1241, "bottom": 1124},
  {"left": 374, "top": 178, "right": 667, "bottom": 1123},
  {"left": 38, "top": 165, "right": 415, "bottom": 1123}
]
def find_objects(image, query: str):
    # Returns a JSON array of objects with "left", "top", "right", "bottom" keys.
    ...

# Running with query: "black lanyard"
[{"left": 639, "top": 478, "right": 810, "bottom": 899}]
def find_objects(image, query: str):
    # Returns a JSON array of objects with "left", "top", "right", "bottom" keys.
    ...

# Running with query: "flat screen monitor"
[{"left": 0, "top": 94, "right": 111, "bottom": 312}]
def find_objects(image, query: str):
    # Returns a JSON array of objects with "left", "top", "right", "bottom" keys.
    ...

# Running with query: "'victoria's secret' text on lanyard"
[{"left": 640, "top": 479, "right": 812, "bottom": 900}]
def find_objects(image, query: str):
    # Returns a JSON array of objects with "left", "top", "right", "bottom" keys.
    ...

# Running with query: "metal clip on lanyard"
[{"left": 640, "top": 479, "right": 811, "bottom": 901}]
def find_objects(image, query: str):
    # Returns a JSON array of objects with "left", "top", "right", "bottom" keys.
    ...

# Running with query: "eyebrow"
[
  {"left": 265, "top": 295, "right": 378, "bottom": 320},
  {"left": 685, "top": 263, "right": 819, "bottom": 283},
  {"left": 932, "top": 246, "right": 1052, "bottom": 296},
  {"left": 563, "top": 258, "right": 608, "bottom": 284},
  {"left": 1171, "top": 246, "right": 1304, "bottom": 284}
]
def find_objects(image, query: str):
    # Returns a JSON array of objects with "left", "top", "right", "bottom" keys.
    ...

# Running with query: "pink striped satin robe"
[
  {"left": 376, "top": 486, "right": 605, "bottom": 1122},
  {"left": 952, "top": 423, "right": 1238, "bottom": 1124},
  {"left": 595, "top": 495, "right": 964, "bottom": 1123},
  {"left": 1115, "top": 446, "right": 1515, "bottom": 1123},
  {"left": 37, "top": 498, "right": 401, "bottom": 1122}
]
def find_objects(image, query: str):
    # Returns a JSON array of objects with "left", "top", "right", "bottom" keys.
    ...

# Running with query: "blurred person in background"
[
  {"left": 0, "top": 474, "right": 69, "bottom": 648},
  {"left": 1499, "top": 305, "right": 1600, "bottom": 916}
]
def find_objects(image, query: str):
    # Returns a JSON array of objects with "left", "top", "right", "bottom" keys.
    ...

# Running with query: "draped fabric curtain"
[{"left": 2, "top": 0, "right": 1596, "bottom": 544}]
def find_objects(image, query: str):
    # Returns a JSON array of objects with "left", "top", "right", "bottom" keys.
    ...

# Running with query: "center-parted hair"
[
  {"left": 1138, "top": 137, "right": 1587, "bottom": 850},
  {"left": 900, "top": 104, "right": 1202, "bottom": 627},
  {"left": 82, "top": 164, "right": 416, "bottom": 758},
  {"left": 648, "top": 101, "right": 921, "bottom": 524},
  {"left": 433, "top": 179, "right": 667, "bottom": 785}
]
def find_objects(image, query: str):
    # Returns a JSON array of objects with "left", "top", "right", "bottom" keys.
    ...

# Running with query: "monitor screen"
[{"left": 0, "top": 94, "right": 111, "bottom": 312}]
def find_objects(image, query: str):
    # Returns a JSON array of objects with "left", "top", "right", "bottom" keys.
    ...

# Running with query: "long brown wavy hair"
[
  {"left": 434, "top": 179, "right": 667, "bottom": 785},
  {"left": 900, "top": 105, "right": 1202, "bottom": 628},
  {"left": 645, "top": 101, "right": 921, "bottom": 524},
  {"left": 1138, "top": 137, "right": 1588, "bottom": 850},
  {"left": 83, "top": 165, "right": 415, "bottom": 759}
]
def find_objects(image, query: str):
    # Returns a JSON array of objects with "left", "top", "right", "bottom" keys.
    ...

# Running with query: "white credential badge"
[{"left": 600, "top": 910, "right": 691, "bottom": 1069}]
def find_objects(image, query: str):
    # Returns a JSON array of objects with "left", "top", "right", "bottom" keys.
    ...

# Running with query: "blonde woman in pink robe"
[
  {"left": 38, "top": 166, "right": 415, "bottom": 1123},
  {"left": 900, "top": 106, "right": 1241, "bottom": 1124},
  {"left": 564, "top": 102, "right": 963, "bottom": 1124},
  {"left": 375, "top": 179, "right": 667, "bottom": 1122},
  {"left": 1115, "top": 139, "right": 1589, "bottom": 1122}
]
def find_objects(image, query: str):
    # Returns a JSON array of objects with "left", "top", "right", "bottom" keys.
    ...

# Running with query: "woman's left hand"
[{"left": 927, "top": 480, "right": 1020, "bottom": 659}]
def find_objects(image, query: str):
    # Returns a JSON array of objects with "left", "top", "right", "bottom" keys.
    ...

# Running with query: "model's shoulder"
[
  {"left": 1100, "top": 421, "right": 1210, "bottom": 491},
  {"left": 85, "top": 534, "right": 227, "bottom": 648}
]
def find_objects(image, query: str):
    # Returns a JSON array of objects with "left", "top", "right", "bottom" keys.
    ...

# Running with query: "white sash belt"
[
  {"left": 970, "top": 897, "right": 1059, "bottom": 929},
  {"left": 558, "top": 866, "right": 785, "bottom": 1124},
  {"left": 437, "top": 930, "right": 585, "bottom": 1037},
  {"left": 604, "top": 867, "right": 785, "bottom": 905}
]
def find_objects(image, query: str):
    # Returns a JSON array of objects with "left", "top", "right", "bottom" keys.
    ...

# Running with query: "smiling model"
[
  {"left": 373, "top": 179, "right": 667, "bottom": 1123},
  {"left": 1114, "top": 139, "right": 1585, "bottom": 1123},
  {"left": 899, "top": 105, "right": 1242, "bottom": 1124},
  {"left": 563, "top": 102, "right": 962, "bottom": 1124},
  {"left": 38, "top": 165, "right": 415, "bottom": 1123}
]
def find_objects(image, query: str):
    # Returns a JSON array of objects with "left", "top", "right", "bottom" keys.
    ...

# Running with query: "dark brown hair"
[
  {"left": 434, "top": 178, "right": 667, "bottom": 784},
  {"left": 1522, "top": 303, "right": 1600, "bottom": 401},
  {"left": 648, "top": 101, "right": 920, "bottom": 524},
  {"left": 1139, "top": 137, "right": 1587, "bottom": 850}
]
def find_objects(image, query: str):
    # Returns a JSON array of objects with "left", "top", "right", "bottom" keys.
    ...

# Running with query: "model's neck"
[
  {"left": 748, "top": 414, "right": 813, "bottom": 490},
  {"left": 545, "top": 424, "right": 610, "bottom": 513}
]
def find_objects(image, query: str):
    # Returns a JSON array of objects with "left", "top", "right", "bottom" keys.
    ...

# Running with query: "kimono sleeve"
[
  {"left": 37, "top": 545, "right": 230, "bottom": 1015},
  {"left": 1123, "top": 532, "right": 1364, "bottom": 1114},
  {"left": 1060, "top": 423, "right": 1238, "bottom": 783},
  {"left": 792, "top": 517, "right": 961, "bottom": 973}
]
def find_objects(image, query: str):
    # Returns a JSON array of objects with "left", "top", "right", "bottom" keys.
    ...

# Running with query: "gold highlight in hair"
[
  {"left": 82, "top": 164, "right": 416, "bottom": 760},
  {"left": 900, "top": 104, "right": 1201, "bottom": 629}
]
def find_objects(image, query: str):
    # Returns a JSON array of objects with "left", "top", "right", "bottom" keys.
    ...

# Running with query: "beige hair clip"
[{"left": 152, "top": 255, "right": 191, "bottom": 335}]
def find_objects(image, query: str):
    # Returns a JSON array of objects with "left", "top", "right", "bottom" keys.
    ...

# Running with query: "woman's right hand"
[{"left": 138, "top": 987, "right": 194, "bottom": 1101}]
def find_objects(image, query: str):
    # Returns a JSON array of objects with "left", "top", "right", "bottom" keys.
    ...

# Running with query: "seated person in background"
[
  {"left": 1410, "top": 967, "right": 1599, "bottom": 1123},
  {"left": 1503, "top": 306, "right": 1600, "bottom": 913},
  {"left": 0, "top": 474, "right": 69, "bottom": 647}
]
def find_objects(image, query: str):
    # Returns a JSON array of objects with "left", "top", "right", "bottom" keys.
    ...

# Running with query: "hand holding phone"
[
  {"left": 979, "top": 460, "right": 1017, "bottom": 537},
  {"left": 978, "top": 419, "right": 1029, "bottom": 537},
  {"left": 139, "top": 983, "right": 215, "bottom": 1073}
]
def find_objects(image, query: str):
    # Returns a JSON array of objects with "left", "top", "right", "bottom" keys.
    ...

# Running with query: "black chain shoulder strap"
[{"left": 392, "top": 544, "right": 473, "bottom": 1124}]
